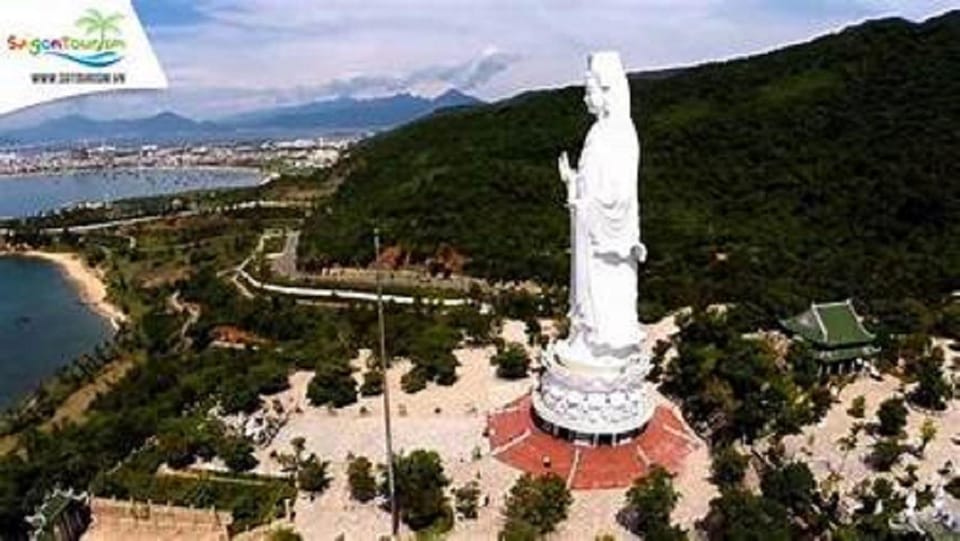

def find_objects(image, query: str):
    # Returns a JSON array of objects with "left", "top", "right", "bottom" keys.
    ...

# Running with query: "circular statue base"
[
  {"left": 531, "top": 340, "right": 654, "bottom": 443},
  {"left": 486, "top": 395, "right": 698, "bottom": 490}
]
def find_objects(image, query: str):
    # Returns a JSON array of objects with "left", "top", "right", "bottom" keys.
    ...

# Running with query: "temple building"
[
  {"left": 781, "top": 299, "right": 879, "bottom": 375},
  {"left": 26, "top": 488, "right": 90, "bottom": 541}
]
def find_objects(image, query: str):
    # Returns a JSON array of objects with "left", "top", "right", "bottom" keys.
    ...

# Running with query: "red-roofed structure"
[{"left": 487, "top": 395, "right": 698, "bottom": 490}]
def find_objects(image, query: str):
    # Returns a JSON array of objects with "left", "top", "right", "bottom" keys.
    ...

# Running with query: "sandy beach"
[{"left": 0, "top": 249, "right": 127, "bottom": 329}]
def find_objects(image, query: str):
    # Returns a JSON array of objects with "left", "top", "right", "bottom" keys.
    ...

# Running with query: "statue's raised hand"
[
  {"left": 635, "top": 242, "right": 648, "bottom": 263},
  {"left": 558, "top": 152, "right": 578, "bottom": 203},
  {"left": 558, "top": 151, "right": 575, "bottom": 186}
]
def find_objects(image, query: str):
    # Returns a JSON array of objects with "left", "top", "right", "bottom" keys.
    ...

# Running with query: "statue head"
[{"left": 584, "top": 51, "right": 630, "bottom": 119}]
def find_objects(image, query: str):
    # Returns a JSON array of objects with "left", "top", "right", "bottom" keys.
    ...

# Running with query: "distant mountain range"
[
  {"left": 221, "top": 89, "right": 481, "bottom": 130},
  {"left": 0, "top": 89, "right": 482, "bottom": 146}
]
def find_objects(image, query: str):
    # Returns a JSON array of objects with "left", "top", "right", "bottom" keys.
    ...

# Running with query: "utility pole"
[{"left": 374, "top": 228, "right": 399, "bottom": 537}]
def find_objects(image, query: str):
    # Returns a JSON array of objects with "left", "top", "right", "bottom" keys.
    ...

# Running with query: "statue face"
[{"left": 584, "top": 73, "right": 606, "bottom": 117}]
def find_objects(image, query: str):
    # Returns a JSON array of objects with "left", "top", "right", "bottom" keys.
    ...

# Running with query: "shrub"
[
  {"left": 218, "top": 437, "right": 258, "bottom": 473},
  {"left": 408, "top": 324, "right": 460, "bottom": 386},
  {"left": 492, "top": 343, "right": 531, "bottom": 380},
  {"left": 307, "top": 361, "right": 357, "bottom": 408},
  {"left": 876, "top": 398, "right": 907, "bottom": 437},
  {"left": 360, "top": 370, "right": 385, "bottom": 397},
  {"left": 809, "top": 386, "right": 834, "bottom": 421},
  {"left": 269, "top": 528, "right": 302, "bottom": 541},
  {"left": 454, "top": 480, "right": 481, "bottom": 519},
  {"left": 909, "top": 349, "right": 951, "bottom": 410},
  {"left": 400, "top": 369, "right": 428, "bottom": 394},
  {"left": 347, "top": 456, "right": 377, "bottom": 502},
  {"left": 500, "top": 518, "right": 540, "bottom": 541},
  {"left": 868, "top": 438, "right": 904, "bottom": 471},
  {"left": 298, "top": 455, "right": 331, "bottom": 493},
  {"left": 919, "top": 418, "right": 937, "bottom": 454},
  {"left": 946, "top": 477, "right": 960, "bottom": 499},
  {"left": 847, "top": 395, "right": 866, "bottom": 418}
]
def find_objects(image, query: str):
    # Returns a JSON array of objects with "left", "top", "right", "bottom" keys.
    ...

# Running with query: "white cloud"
[{"left": 3, "top": 0, "right": 954, "bottom": 122}]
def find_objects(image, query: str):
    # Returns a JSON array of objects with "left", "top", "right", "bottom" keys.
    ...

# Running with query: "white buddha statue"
[
  {"left": 557, "top": 50, "right": 646, "bottom": 365},
  {"left": 533, "top": 51, "right": 652, "bottom": 441}
]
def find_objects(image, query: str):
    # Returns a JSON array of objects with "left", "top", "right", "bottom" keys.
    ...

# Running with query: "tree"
[
  {"left": 219, "top": 378, "right": 262, "bottom": 415},
  {"left": 909, "top": 349, "right": 951, "bottom": 410},
  {"left": 919, "top": 417, "right": 937, "bottom": 454},
  {"left": 492, "top": 343, "right": 531, "bottom": 380},
  {"left": 384, "top": 450, "right": 452, "bottom": 531},
  {"left": 524, "top": 318, "right": 542, "bottom": 346},
  {"left": 618, "top": 466, "right": 686, "bottom": 540},
  {"left": 702, "top": 489, "right": 791, "bottom": 541},
  {"left": 269, "top": 528, "right": 302, "bottom": 541},
  {"left": 663, "top": 309, "right": 802, "bottom": 443},
  {"left": 868, "top": 438, "right": 904, "bottom": 471},
  {"left": 648, "top": 339, "right": 672, "bottom": 382},
  {"left": 502, "top": 473, "right": 572, "bottom": 536},
  {"left": 711, "top": 446, "right": 748, "bottom": 490},
  {"left": 291, "top": 437, "right": 306, "bottom": 461},
  {"left": 347, "top": 456, "right": 377, "bottom": 502},
  {"left": 875, "top": 397, "right": 907, "bottom": 437},
  {"left": 409, "top": 324, "right": 460, "bottom": 386},
  {"left": 400, "top": 369, "right": 427, "bottom": 394},
  {"left": 307, "top": 360, "right": 357, "bottom": 408},
  {"left": 140, "top": 310, "right": 180, "bottom": 353},
  {"left": 454, "top": 480, "right": 481, "bottom": 519},
  {"left": 500, "top": 518, "right": 540, "bottom": 541},
  {"left": 808, "top": 386, "right": 834, "bottom": 422},
  {"left": 446, "top": 305, "right": 493, "bottom": 345},
  {"left": 837, "top": 423, "right": 864, "bottom": 460},
  {"left": 786, "top": 341, "right": 819, "bottom": 389},
  {"left": 157, "top": 431, "right": 196, "bottom": 469},
  {"left": 298, "top": 455, "right": 331, "bottom": 493},
  {"left": 847, "top": 395, "right": 866, "bottom": 418},
  {"left": 759, "top": 462, "right": 817, "bottom": 519},
  {"left": 218, "top": 436, "right": 258, "bottom": 472},
  {"left": 360, "top": 370, "right": 384, "bottom": 396}
]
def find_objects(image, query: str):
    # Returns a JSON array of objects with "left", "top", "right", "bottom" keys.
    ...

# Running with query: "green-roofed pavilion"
[{"left": 781, "top": 300, "right": 879, "bottom": 373}]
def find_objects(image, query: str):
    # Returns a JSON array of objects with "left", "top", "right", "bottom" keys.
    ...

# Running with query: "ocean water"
[
  {"left": 0, "top": 167, "right": 261, "bottom": 218},
  {"left": 0, "top": 257, "right": 113, "bottom": 409}
]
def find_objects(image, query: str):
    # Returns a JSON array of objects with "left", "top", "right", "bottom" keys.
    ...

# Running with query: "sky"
[{"left": 2, "top": 0, "right": 957, "bottom": 124}]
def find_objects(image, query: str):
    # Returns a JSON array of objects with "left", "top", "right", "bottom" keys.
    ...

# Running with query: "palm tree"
[{"left": 76, "top": 9, "right": 124, "bottom": 51}]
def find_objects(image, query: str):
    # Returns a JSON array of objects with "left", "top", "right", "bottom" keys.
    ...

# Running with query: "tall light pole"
[{"left": 374, "top": 228, "right": 399, "bottom": 537}]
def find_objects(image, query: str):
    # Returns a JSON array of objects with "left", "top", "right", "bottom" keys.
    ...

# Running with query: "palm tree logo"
[{"left": 76, "top": 9, "right": 124, "bottom": 51}]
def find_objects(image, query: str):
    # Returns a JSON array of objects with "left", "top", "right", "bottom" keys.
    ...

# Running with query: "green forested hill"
[{"left": 301, "top": 11, "right": 960, "bottom": 320}]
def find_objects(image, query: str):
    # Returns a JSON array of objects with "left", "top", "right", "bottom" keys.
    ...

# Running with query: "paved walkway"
[{"left": 236, "top": 267, "right": 471, "bottom": 306}]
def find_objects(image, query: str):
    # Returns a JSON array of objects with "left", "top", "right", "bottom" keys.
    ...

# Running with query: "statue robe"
[{"left": 568, "top": 114, "right": 642, "bottom": 356}]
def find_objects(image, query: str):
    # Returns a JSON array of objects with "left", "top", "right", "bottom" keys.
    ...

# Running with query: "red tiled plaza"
[{"left": 486, "top": 395, "right": 698, "bottom": 490}]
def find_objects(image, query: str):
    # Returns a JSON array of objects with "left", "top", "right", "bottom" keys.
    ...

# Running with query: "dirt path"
[
  {"left": 43, "top": 356, "right": 138, "bottom": 429},
  {"left": 169, "top": 291, "right": 201, "bottom": 352},
  {"left": 0, "top": 354, "right": 139, "bottom": 456}
]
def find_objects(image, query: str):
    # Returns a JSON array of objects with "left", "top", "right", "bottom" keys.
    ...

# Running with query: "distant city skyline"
[{"left": 1, "top": 0, "right": 956, "bottom": 126}]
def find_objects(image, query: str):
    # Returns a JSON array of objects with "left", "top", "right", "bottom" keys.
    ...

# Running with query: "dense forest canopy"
[{"left": 300, "top": 11, "right": 960, "bottom": 320}]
